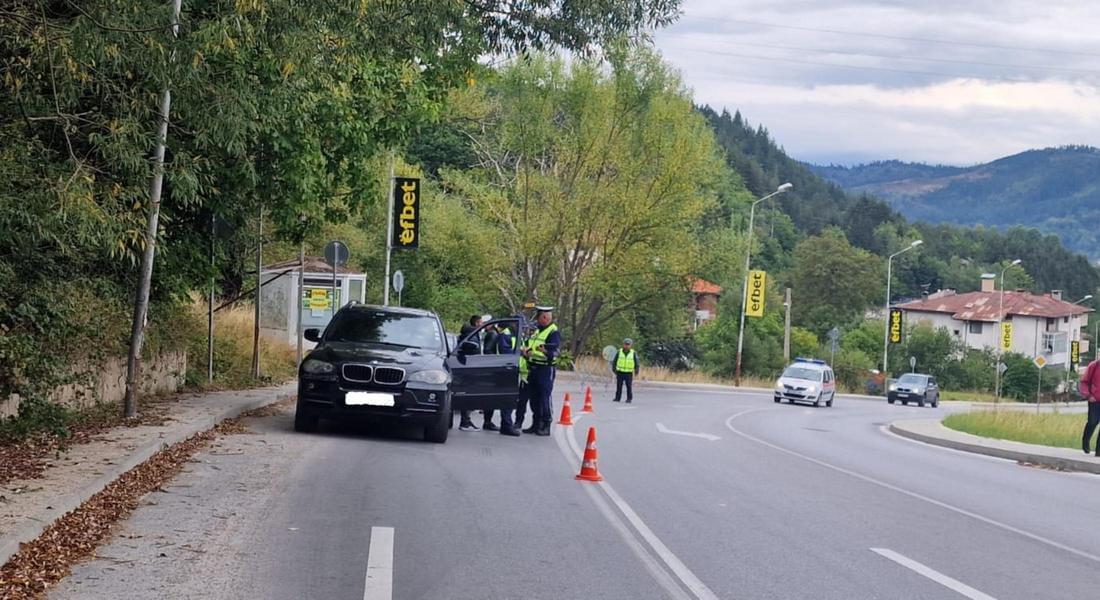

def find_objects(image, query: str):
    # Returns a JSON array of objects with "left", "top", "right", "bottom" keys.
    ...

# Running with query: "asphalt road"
[{"left": 51, "top": 379, "right": 1100, "bottom": 600}]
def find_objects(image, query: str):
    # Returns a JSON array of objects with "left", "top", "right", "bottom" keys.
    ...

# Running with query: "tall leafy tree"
[
  {"left": 789, "top": 228, "right": 884, "bottom": 334},
  {"left": 445, "top": 46, "right": 729, "bottom": 352}
]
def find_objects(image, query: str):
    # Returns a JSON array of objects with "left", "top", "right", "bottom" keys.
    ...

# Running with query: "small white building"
[
  {"left": 896, "top": 276, "right": 1091, "bottom": 368},
  {"left": 259, "top": 257, "right": 367, "bottom": 346}
]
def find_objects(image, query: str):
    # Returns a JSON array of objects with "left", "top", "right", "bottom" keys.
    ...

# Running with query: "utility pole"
[
  {"left": 296, "top": 241, "right": 305, "bottom": 366},
  {"left": 783, "top": 288, "right": 792, "bottom": 362},
  {"left": 122, "top": 0, "right": 183, "bottom": 419},
  {"left": 207, "top": 213, "right": 215, "bottom": 383},
  {"left": 382, "top": 155, "right": 395, "bottom": 306},
  {"left": 252, "top": 204, "right": 262, "bottom": 379}
]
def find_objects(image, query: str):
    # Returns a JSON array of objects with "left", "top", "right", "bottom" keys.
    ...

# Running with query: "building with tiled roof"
[
  {"left": 690, "top": 278, "right": 723, "bottom": 330},
  {"left": 896, "top": 275, "right": 1092, "bottom": 368}
]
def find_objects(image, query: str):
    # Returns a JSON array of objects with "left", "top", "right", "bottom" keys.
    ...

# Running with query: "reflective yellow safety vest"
[
  {"left": 526, "top": 323, "right": 559, "bottom": 367},
  {"left": 502, "top": 327, "right": 527, "bottom": 380},
  {"left": 615, "top": 349, "right": 636, "bottom": 373}
]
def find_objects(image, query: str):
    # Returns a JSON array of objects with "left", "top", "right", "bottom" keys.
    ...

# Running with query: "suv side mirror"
[{"left": 304, "top": 328, "right": 321, "bottom": 343}]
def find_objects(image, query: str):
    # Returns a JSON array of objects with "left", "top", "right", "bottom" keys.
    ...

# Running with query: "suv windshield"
[
  {"left": 325, "top": 310, "right": 444, "bottom": 351},
  {"left": 898, "top": 374, "right": 927, "bottom": 385},
  {"left": 782, "top": 366, "right": 822, "bottom": 381}
]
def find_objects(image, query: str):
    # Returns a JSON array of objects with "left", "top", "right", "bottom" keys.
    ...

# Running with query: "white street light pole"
[
  {"left": 995, "top": 259, "right": 1022, "bottom": 401},
  {"left": 735, "top": 182, "right": 793, "bottom": 385},
  {"left": 881, "top": 240, "right": 922, "bottom": 382}
]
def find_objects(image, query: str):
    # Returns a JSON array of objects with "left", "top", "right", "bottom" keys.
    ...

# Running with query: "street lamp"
[
  {"left": 1073, "top": 295, "right": 1093, "bottom": 305},
  {"left": 994, "top": 259, "right": 1022, "bottom": 401},
  {"left": 734, "top": 182, "right": 793, "bottom": 384},
  {"left": 881, "top": 240, "right": 922, "bottom": 381}
]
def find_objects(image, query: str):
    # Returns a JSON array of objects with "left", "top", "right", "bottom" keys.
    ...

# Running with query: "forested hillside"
[{"left": 810, "top": 147, "right": 1100, "bottom": 259}]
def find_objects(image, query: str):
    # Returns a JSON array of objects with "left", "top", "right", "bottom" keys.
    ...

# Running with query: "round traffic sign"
[
  {"left": 323, "top": 240, "right": 349, "bottom": 267},
  {"left": 392, "top": 270, "right": 405, "bottom": 293}
]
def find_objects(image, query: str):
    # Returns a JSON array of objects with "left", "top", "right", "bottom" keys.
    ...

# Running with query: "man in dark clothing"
[
  {"left": 1080, "top": 358, "right": 1100, "bottom": 455},
  {"left": 479, "top": 317, "right": 502, "bottom": 431},
  {"left": 611, "top": 338, "right": 640, "bottom": 403},
  {"left": 458, "top": 315, "right": 483, "bottom": 431},
  {"left": 521, "top": 307, "right": 561, "bottom": 436}
]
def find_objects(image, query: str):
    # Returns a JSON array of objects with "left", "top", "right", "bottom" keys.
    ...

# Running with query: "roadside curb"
[
  {"left": 0, "top": 384, "right": 296, "bottom": 567},
  {"left": 889, "top": 419, "right": 1100, "bottom": 474}
]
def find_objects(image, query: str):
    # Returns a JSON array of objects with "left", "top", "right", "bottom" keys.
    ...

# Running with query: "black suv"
[{"left": 295, "top": 304, "right": 522, "bottom": 443}]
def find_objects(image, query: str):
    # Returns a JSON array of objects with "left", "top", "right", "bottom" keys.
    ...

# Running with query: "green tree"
[
  {"left": 446, "top": 47, "right": 730, "bottom": 353},
  {"left": 790, "top": 228, "right": 884, "bottom": 334}
]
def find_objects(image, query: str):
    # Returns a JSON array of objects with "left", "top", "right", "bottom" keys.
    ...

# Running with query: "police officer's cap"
[
  {"left": 623, "top": 338, "right": 634, "bottom": 345},
  {"left": 535, "top": 305, "right": 555, "bottom": 314}
]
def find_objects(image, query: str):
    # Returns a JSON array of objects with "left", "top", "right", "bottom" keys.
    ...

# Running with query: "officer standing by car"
[
  {"left": 522, "top": 307, "right": 560, "bottom": 437},
  {"left": 611, "top": 338, "right": 640, "bottom": 403},
  {"left": 494, "top": 320, "right": 523, "bottom": 437}
]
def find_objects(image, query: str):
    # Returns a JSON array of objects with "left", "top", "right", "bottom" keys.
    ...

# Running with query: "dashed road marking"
[
  {"left": 871, "top": 548, "right": 997, "bottom": 600},
  {"left": 363, "top": 526, "right": 394, "bottom": 600}
]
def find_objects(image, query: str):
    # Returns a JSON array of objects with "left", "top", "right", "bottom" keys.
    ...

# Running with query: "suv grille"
[
  {"left": 342, "top": 364, "right": 373, "bottom": 382},
  {"left": 373, "top": 367, "right": 406, "bottom": 385}
]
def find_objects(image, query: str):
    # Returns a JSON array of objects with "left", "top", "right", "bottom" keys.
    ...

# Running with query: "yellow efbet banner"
[
  {"left": 746, "top": 270, "right": 766, "bottom": 318},
  {"left": 1000, "top": 321, "right": 1013, "bottom": 351}
]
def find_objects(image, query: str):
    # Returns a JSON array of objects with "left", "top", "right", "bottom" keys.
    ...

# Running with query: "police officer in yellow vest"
[
  {"left": 612, "top": 338, "right": 639, "bottom": 403},
  {"left": 494, "top": 322, "right": 524, "bottom": 436},
  {"left": 521, "top": 307, "right": 561, "bottom": 436}
]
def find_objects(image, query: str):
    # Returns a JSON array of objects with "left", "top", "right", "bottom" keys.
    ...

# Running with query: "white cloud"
[{"left": 653, "top": 0, "right": 1100, "bottom": 164}]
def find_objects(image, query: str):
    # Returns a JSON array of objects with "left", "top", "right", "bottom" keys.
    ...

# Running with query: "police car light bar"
[{"left": 794, "top": 357, "right": 827, "bottom": 365}]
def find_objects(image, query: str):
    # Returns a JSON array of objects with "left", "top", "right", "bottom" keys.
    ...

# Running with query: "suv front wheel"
[
  {"left": 294, "top": 401, "right": 319, "bottom": 433},
  {"left": 424, "top": 398, "right": 451, "bottom": 444}
]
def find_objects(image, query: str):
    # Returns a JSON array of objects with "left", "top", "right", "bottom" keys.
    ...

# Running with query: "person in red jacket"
[{"left": 1079, "top": 359, "right": 1100, "bottom": 455}]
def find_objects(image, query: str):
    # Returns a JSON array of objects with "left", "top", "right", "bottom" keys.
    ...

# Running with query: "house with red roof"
[
  {"left": 896, "top": 275, "right": 1092, "bottom": 368},
  {"left": 691, "top": 278, "right": 723, "bottom": 330}
]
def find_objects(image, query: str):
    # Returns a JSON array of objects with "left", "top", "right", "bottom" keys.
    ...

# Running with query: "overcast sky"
[{"left": 652, "top": 0, "right": 1100, "bottom": 166}]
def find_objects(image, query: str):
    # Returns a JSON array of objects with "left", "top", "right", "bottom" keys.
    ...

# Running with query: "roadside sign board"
[
  {"left": 888, "top": 308, "right": 903, "bottom": 344},
  {"left": 746, "top": 270, "right": 766, "bottom": 317},
  {"left": 392, "top": 270, "right": 405, "bottom": 294},
  {"left": 1033, "top": 355, "right": 1047, "bottom": 369},
  {"left": 1001, "top": 321, "right": 1013, "bottom": 351},
  {"left": 392, "top": 177, "right": 421, "bottom": 250},
  {"left": 996, "top": 361, "right": 1008, "bottom": 374},
  {"left": 1071, "top": 340, "right": 1080, "bottom": 369}
]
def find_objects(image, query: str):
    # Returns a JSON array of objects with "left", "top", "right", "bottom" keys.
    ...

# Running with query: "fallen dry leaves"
[
  {"left": 0, "top": 401, "right": 286, "bottom": 599},
  {"left": 0, "top": 398, "right": 172, "bottom": 488}
]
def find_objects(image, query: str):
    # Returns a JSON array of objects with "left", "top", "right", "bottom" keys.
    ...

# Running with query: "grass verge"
[{"left": 943, "top": 410, "right": 1084, "bottom": 450}]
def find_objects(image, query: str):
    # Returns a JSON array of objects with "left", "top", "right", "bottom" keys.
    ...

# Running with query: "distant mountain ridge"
[{"left": 807, "top": 146, "right": 1100, "bottom": 259}]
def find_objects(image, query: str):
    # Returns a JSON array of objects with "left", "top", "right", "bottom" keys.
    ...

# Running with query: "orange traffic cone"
[
  {"left": 582, "top": 386, "right": 594, "bottom": 413},
  {"left": 575, "top": 427, "right": 603, "bottom": 482},
  {"left": 558, "top": 392, "right": 574, "bottom": 425}
]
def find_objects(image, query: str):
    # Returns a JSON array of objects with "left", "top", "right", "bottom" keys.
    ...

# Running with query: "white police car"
[{"left": 773, "top": 358, "right": 836, "bottom": 407}]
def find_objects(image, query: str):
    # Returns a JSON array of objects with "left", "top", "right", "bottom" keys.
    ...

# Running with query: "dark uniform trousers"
[
  {"left": 528, "top": 365, "right": 555, "bottom": 426},
  {"left": 614, "top": 372, "right": 634, "bottom": 402},
  {"left": 513, "top": 382, "right": 530, "bottom": 428}
]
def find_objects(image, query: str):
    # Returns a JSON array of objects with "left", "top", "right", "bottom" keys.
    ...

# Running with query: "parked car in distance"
[
  {"left": 888, "top": 373, "right": 940, "bottom": 407},
  {"left": 774, "top": 358, "right": 836, "bottom": 407}
]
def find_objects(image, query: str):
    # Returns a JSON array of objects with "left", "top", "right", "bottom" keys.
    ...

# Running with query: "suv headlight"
[
  {"left": 407, "top": 369, "right": 450, "bottom": 385},
  {"left": 806, "top": 384, "right": 818, "bottom": 394},
  {"left": 774, "top": 381, "right": 784, "bottom": 391},
  {"left": 302, "top": 359, "right": 335, "bottom": 375},
  {"left": 888, "top": 383, "right": 898, "bottom": 391}
]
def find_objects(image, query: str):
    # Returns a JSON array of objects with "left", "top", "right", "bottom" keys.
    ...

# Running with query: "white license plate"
[{"left": 346, "top": 392, "right": 396, "bottom": 407}]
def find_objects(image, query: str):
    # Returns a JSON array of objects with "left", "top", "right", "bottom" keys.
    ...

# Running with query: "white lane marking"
[
  {"left": 871, "top": 548, "right": 997, "bottom": 600},
  {"left": 363, "top": 526, "right": 394, "bottom": 600},
  {"left": 617, "top": 406, "right": 640, "bottom": 411},
  {"left": 656, "top": 423, "right": 721, "bottom": 442},
  {"left": 556, "top": 416, "right": 719, "bottom": 600},
  {"left": 725, "top": 408, "right": 1100, "bottom": 564}
]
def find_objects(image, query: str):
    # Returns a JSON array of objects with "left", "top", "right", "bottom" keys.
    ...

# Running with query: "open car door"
[{"left": 446, "top": 318, "right": 521, "bottom": 412}]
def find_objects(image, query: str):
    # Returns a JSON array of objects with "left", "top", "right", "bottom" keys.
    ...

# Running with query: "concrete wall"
[{"left": 0, "top": 351, "right": 187, "bottom": 420}]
